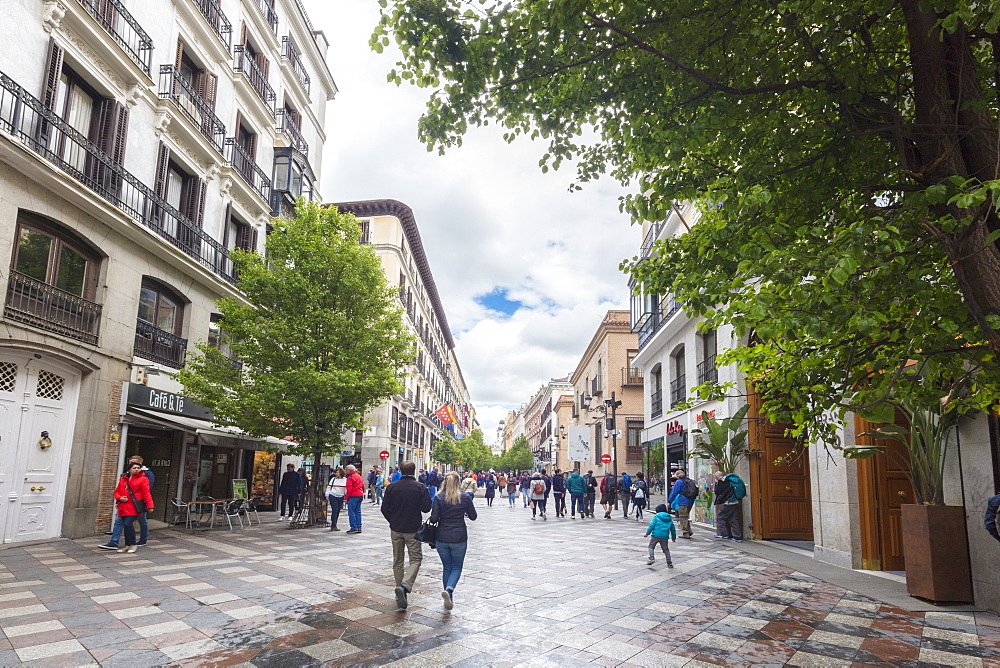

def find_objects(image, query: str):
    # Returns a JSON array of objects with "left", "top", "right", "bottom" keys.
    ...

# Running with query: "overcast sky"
[{"left": 309, "top": 0, "right": 639, "bottom": 443}]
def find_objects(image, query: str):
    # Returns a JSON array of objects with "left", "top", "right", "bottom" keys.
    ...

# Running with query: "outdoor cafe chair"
[
  {"left": 170, "top": 498, "right": 192, "bottom": 530},
  {"left": 240, "top": 496, "right": 262, "bottom": 526},
  {"left": 217, "top": 498, "right": 245, "bottom": 530}
]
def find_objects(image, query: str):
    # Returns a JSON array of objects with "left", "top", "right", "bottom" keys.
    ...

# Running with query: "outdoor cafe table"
[{"left": 187, "top": 498, "right": 235, "bottom": 530}]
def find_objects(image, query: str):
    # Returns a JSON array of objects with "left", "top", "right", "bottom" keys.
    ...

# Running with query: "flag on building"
[{"left": 435, "top": 405, "right": 454, "bottom": 425}]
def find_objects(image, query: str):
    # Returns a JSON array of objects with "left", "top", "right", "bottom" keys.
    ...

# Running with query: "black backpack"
[{"left": 681, "top": 477, "right": 699, "bottom": 499}]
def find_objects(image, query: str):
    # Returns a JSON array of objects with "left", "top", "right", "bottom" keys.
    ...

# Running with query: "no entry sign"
[
  {"left": 601, "top": 454, "right": 612, "bottom": 463},
  {"left": 379, "top": 450, "right": 390, "bottom": 460}
]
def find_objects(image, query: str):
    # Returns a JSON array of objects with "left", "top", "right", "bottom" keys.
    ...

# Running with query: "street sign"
[
  {"left": 379, "top": 450, "right": 389, "bottom": 460},
  {"left": 601, "top": 454, "right": 612, "bottom": 464}
]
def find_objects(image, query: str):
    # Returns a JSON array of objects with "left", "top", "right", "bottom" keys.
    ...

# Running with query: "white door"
[{"left": 0, "top": 351, "right": 80, "bottom": 542}]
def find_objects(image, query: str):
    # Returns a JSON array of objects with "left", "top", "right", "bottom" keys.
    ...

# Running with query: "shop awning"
[{"left": 124, "top": 408, "right": 289, "bottom": 450}]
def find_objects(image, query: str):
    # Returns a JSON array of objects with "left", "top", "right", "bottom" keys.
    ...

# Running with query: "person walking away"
[
  {"left": 713, "top": 471, "right": 744, "bottom": 541},
  {"left": 278, "top": 463, "right": 302, "bottom": 520},
  {"left": 644, "top": 504, "right": 677, "bottom": 567},
  {"left": 566, "top": 470, "right": 587, "bottom": 519},
  {"left": 460, "top": 472, "right": 478, "bottom": 498},
  {"left": 600, "top": 472, "right": 618, "bottom": 519},
  {"left": 551, "top": 469, "right": 566, "bottom": 517},
  {"left": 375, "top": 468, "right": 386, "bottom": 505},
  {"left": 506, "top": 476, "right": 518, "bottom": 507},
  {"left": 427, "top": 468, "right": 440, "bottom": 501},
  {"left": 618, "top": 471, "right": 633, "bottom": 518},
  {"left": 668, "top": 469, "right": 697, "bottom": 538},
  {"left": 430, "top": 472, "right": 477, "bottom": 609},
  {"left": 519, "top": 473, "right": 532, "bottom": 508},
  {"left": 985, "top": 491, "right": 1000, "bottom": 543},
  {"left": 529, "top": 473, "right": 548, "bottom": 519},
  {"left": 344, "top": 465, "right": 365, "bottom": 534},
  {"left": 380, "top": 460, "right": 432, "bottom": 609},
  {"left": 325, "top": 467, "right": 348, "bottom": 531},
  {"left": 368, "top": 467, "right": 378, "bottom": 503},
  {"left": 111, "top": 462, "right": 154, "bottom": 553},
  {"left": 584, "top": 470, "right": 598, "bottom": 518},
  {"left": 484, "top": 474, "right": 497, "bottom": 507},
  {"left": 540, "top": 469, "right": 552, "bottom": 513},
  {"left": 631, "top": 472, "right": 649, "bottom": 520}
]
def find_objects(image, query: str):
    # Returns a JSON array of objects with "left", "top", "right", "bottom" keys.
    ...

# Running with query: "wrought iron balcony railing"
[
  {"left": 234, "top": 46, "right": 276, "bottom": 115},
  {"left": 76, "top": 0, "right": 153, "bottom": 75},
  {"left": 225, "top": 138, "right": 271, "bottom": 202},
  {"left": 189, "top": 0, "right": 231, "bottom": 49},
  {"left": 5, "top": 271, "right": 102, "bottom": 344},
  {"left": 622, "top": 366, "right": 643, "bottom": 386},
  {"left": 158, "top": 66, "right": 226, "bottom": 153},
  {"left": 670, "top": 375, "right": 687, "bottom": 409},
  {"left": 697, "top": 355, "right": 718, "bottom": 385},
  {"left": 0, "top": 71, "right": 236, "bottom": 283},
  {"left": 134, "top": 319, "right": 187, "bottom": 368},
  {"left": 281, "top": 37, "right": 311, "bottom": 94},
  {"left": 253, "top": 0, "right": 278, "bottom": 34},
  {"left": 650, "top": 389, "right": 663, "bottom": 419},
  {"left": 276, "top": 108, "right": 308, "bottom": 156}
]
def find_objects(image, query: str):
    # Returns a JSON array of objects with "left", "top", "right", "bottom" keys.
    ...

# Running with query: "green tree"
[
  {"left": 375, "top": 0, "right": 1000, "bottom": 440},
  {"left": 501, "top": 435, "right": 535, "bottom": 472},
  {"left": 178, "top": 201, "right": 413, "bottom": 518},
  {"left": 431, "top": 437, "right": 458, "bottom": 469}
]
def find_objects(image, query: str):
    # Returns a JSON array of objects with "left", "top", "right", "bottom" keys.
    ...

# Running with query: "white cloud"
[{"left": 311, "top": 0, "right": 638, "bottom": 442}]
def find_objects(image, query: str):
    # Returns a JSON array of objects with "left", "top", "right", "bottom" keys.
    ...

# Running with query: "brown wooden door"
[
  {"left": 748, "top": 391, "right": 814, "bottom": 540},
  {"left": 856, "top": 414, "right": 913, "bottom": 571}
]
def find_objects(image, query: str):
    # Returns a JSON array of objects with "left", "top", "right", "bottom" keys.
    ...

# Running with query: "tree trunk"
[{"left": 900, "top": 0, "right": 1000, "bottom": 351}]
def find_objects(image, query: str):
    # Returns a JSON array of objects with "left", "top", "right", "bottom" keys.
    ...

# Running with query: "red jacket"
[
  {"left": 114, "top": 474, "right": 154, "bottom": 516},
  {"left": 345, "top": 471, "right": 365, "bottom": 498}
]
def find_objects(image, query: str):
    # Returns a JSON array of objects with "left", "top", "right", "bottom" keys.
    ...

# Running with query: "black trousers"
[
  {"left": 280, "top": 494, "right": 297, "bottom": 516},
  {"left": 585, "top": 494, "right": 596, "bottom": 516},
  {"left": 532, "top": 498, "right": 547, "bottom": 515},
  {"left": 553, "top": 493, "right": 566, "bottom": 515},
  {"left": 716, "top": 502, "right": 743, "bottom": 540}
]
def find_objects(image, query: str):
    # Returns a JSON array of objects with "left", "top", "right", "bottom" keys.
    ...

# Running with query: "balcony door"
[{"left": 0, "top": 350, "right": 80, "bottom": 542}]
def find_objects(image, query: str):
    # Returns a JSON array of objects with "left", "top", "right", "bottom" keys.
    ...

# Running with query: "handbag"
[
  {"left": 124, "top": 478, "right": 148, "bottom": 514},
  {"left": 414, "top": 520, "right": 437, "bottom": 545}
]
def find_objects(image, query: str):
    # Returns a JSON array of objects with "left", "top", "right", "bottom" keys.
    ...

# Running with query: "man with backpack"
[
  {"left": 986, "top": 492, "right": 1000, "bottom": 543},
  {"left": 618, "top": 472, "right": 633, "bottom": 518},
  {"left": 529, "top": 472, "right": 548, "bottom": 519},
  {"left": 713, "top": 470, "right": 746, "bottom": 542},
  {"left": 668, "top": 469, "right": 698, "bottom": 539},
  {"left": 600, "top": 471, "right": 618, "bottom": 519}
]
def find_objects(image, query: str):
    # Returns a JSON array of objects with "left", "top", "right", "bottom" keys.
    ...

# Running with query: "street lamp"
[{"left": 586, "top": 392, "right": 622, "bottom": 480}]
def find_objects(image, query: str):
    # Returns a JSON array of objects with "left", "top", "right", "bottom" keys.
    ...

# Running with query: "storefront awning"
[{"left": 124, "top": 408, "right": 288, "bottom": 450}]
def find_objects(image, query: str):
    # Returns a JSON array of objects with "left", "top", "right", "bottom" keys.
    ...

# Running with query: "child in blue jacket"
[{"left": 644, "top": 504, "right": 677, "bottom": 567}]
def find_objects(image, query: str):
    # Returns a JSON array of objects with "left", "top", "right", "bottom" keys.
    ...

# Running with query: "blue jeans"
[
  {"left": 508, "top": 491, "right": 516, "bottom": 506},
  {"left": 109, "top": 513, "right": 148, "bottom": 545},
  {"left": 327, "top": 495, "right": 344, "bottom": 528},
  {"left": 375, "top": 486, "right": 384, "bottom": 504},
  {"left": 347, "top": 496, "right": 362, "bottom": 530},
  {"left": 427, "top": 485, "right": 437, "bottom": 500},
  {"left": 521, "top": 489, "right": 530, "bottom": 506},
  {"left": 437, "top": 541, "right": 468, "bottom": 591},
  {"left": 120, "top": 515, "right": 140, "bottom": 546},
  {"left": 570, "top": 493, "right": 585, "bottom": 516}
]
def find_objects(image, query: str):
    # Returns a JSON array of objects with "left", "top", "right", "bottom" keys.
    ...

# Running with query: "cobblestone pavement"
[{"left": 0, "top": 497, "right": 996, "bottom": 666}]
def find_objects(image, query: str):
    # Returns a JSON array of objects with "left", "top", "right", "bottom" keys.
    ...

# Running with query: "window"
[
  {"left": 224, "top": 206, "right": 258, "bottom": 253},
  {"left": 138, "top": 283, "right": 181, "bottom": 335},
  {"left": 175, "top": 41, "right": 218, "bottom": 111},
  {"left": 594, "top": 423, "right": 603, "bottom": 461},
  {"left": 153, "top": 143, "right": 206, "bottom": 251},
  {"left": 627, "top": 421, "right": 644, "bottom": 465},
  {"left": 391, "top": 407, "right": 399, "bottom": 439},
  {"left": 12, "top": 222, "right": 96, "bottom": 299}
]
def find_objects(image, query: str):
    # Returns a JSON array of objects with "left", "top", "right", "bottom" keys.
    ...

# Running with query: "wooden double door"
[
  {"left": 748, "top": 391, "right": 814, "bottom": 540},
  {"left": 855, "top": 414, "right": 913, "bottom": 571}
]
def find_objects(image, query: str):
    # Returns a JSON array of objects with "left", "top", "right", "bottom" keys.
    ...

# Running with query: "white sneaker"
[{"left": 279, "top": 516, "right": 285, "bottom": 521}]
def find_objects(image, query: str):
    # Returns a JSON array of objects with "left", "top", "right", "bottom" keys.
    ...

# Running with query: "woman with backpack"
[
  {"left": 430, "top": 472, "right": 478, "bottom": 609},
  {"left": 529, "top": 473, "right": 548, "bottom": 520},
  {"left": 630, "top": 472, "right": 649, "bottom": 521}
]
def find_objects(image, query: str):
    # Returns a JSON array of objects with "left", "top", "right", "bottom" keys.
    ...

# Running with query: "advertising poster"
[
  {"left": 232, "top": 479, "right": 248, "bottom": 499},
  {"left": 566, "top": 426, "right": 591, "bottom": 462}
]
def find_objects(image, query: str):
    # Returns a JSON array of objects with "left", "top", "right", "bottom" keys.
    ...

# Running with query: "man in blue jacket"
[
  {"left": 618, "top": 472, "right": 633, "bottom": 518},
  {"left": 668, "top": 469, "right": 696, "bottom": 539},
  {"left": 565, "top": 471, "right": 587, "bottom": 518},
  {"left": 986, "top": 492, "right": 1000, "bottom": 543},
  {"left": 551, "top": 469, "right": 567, "bottom": 517}
]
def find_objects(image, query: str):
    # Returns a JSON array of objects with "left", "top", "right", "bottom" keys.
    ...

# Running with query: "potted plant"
[
  {"left": 845, "top": 401, "right": 973, "bottom": 603},
  {"left": 690, "top": 403, "right": 754, "bottom": 473}
]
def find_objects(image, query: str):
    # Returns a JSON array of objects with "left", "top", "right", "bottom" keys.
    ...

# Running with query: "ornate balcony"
[
  {"left": 281, "top": 37, "right": 311, "bottom": 95},
  {"left": 158, "top": 66, "right": 226, "bottom": 154},
  {"left": 670, "top": 375, "right": 687, "bottom": 409},
  {"left": 75, "top": 0, "right": 153, "bottom": 75},
  {"left": 225, "top": 138, "right": 271, "bottom": 202},
  {"left": 0, "top": 72, "right": 235, "bottom": 283},
  {"left": 252, "top": 0, "right": 278, "bottom": 34},
  {"left": 5, "top": 271, "right": 102, "bottom": 344},
  {"left": 697, "top": 355, "right": 718, "bottom": 385},
  {"left": 622, "top": 366, "right": 643, "bottom": 386},
  {"left": 234, "top": 46, "right": 276, "bottom": 115},
  {"left": 650, "top": 389, "right": 663, "bottom": 419},
  {"left": 134, "top": 319, "right": 187, "bottom": 368},
  {"left": 189, "top": 0, "right": 231, "bottom": 49},
  {"left": 276, "top": 109, "right": 308, "bottom": 156}
]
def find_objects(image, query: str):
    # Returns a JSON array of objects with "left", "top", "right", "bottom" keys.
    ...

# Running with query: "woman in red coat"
[{"left": 114, "top": 461, "right": 154, "bottom": 553}]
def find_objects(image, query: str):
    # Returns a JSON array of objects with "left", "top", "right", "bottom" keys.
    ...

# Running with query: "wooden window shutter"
[
  {"left": 240, "top": 22, "right": 247, "bottom": 46},
  {"left": 200, "top": 71, "right": 218, "bottom": 110},
  {"left": 235, "top": 222, "right": 251, "bottom": 250},
  {"left": 174, "top": 40, "right": 184, "bottom": 71},
  {"left": 248, "top": 227, "right": 258, "bottom": 253},
  {"left": 259, "top": 54, "right": 269, "bottom": 79},
  {"left": 41, "top": 38, "right": 64, "bottom": 110},
  {"left": 246, "top": 131, "right": 256, "bottom": 161},
  {"left": 111, "top": 103, "right": 129, "bottom": 166},
  {"left": 153, "top": 142, "right": 170, "bottom": 198},
  {"left": 290, "top": 108, "right": 302, "bottom": 128},
  {"left": 222, "top": 203, "right": 231, "bottom": 248},
  {"left": 194, "top": 179, "right": 207, "bottom": 228}
]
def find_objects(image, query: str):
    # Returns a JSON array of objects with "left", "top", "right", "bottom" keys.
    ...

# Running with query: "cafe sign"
[{"left": 126, "top": 383, "right": 213, "bottom": 420}]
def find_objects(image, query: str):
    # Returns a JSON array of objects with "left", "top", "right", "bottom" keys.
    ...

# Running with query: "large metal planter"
[{"left": 901, "top": 504, "right": 973, "bottom": 604}]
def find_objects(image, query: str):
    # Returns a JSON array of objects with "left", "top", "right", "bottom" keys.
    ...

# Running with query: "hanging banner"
[
  {"left": 435, "top": 405, "right": 454, "bottom": 425},
  {"left": 566, "top": 426, "right": 591, "bottom": 462}
]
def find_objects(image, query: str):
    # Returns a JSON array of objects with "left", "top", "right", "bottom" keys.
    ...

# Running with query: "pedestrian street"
[{"left": 0, "top": 498, "right": 996, "bottom": 667}]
